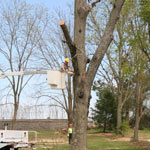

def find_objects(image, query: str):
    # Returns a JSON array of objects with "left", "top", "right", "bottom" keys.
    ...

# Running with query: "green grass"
[
  {"left": 88, "top": 128, "right": 104, "bottom": 134},
  {"left": 87, "top": 136, "right": 134, "bottom": 150},
  {"left": 49, "top": 136, "right": 150, "bottom": 150},
  {"left": 37, "top": 130, "right": 57, "bottom": 137},
  {"left": 35, "top": 135, "right": 150, "bottom": 150},
  {"left": 27, "top": 129, "right": 150, "bottom": 150}
]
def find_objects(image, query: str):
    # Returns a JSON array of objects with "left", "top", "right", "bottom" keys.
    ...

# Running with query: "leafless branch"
[
  {"left": 59, "top": 21, "right": 77, "bottom": 62},
  {"left": 88, "top": 0, "right": 101, "bottom": 12},
  {"left": 62, "top": 89, "right": 68, "bottom": 110},
  {"left": 106, "top": 52, "right": 119, "bottom": 85}
]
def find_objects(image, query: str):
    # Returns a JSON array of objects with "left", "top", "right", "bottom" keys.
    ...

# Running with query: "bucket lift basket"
[{"left": 47, "top": 70, "right": 66, "bottom": 89}]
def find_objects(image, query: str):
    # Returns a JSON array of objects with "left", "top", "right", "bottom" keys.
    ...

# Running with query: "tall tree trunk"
[
  {"left": 11, "top": 102, "right": 19, "bottom": 129},
  {"left": 117, "top": 98, "right": 122, "bottom": 134},
  {"left": 148, "top": 23, "right": 150, "bottom": 43},
  {"left": 72, "top": 1, "right": 88, "bottom": 149},
  {"left": 103, "top": 121, "right": 106, "bottom": 133},
  {"left": 116, "top": 86, "right": 122, "bottom": 134},
  {"left": 68, "top": 112, "right": 73, "bottom": 125},
  {"left": 116, "top": 30, "right": 123, "bottom": 134},
  {"left": 72, "top": 84, "right": 90, "bottom": 150},
  {"left": 60, "top": 1, "right": 125, "bottom": 149},
  {"left": 72, "top": 1, "right": 125, "bottom": 149},
  {"left": 133, "top": 79, "right": 140, "bottom": 141},
  {"left": 125, "top": 104, "right": 130, "bottom": 125}
]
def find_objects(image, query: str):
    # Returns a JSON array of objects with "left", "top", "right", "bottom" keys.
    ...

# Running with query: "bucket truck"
[{"left": 0, "top": 69, "right": 72, "bottom": 149}]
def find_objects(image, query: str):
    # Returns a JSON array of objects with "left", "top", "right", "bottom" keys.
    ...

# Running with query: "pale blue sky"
[
  {"left": 0, "top": 0, "right": 97, "bottom": 119},
  {"left": 25, "top": 0, "right": 74, "bottom": 10}
]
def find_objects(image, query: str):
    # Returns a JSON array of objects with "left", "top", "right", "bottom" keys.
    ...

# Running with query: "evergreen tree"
[{"left": 92, "top": 82, "right": 117, "bottom": 132}]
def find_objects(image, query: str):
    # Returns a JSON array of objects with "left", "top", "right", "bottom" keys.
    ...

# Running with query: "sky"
[
  {"left": 0, "top": 0, "right": 97, "bottom": 119},
  {"left": 26, "top": 0, "right": 96, "bottom": 107},
  {"left": 0, "top": 0, "right": 74, "bottom": 119},
  {"left": 25, "top": 0, "right": 74, "bottom": 10}
]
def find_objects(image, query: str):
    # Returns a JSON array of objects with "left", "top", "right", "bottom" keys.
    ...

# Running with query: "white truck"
[{"left": 0, "top": 129, "right": 37, "bottom": 150}]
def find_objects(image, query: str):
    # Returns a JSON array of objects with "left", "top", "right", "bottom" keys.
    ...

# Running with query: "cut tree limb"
[
  {"left": 59, "top": 21, "right": 76, "bottom": 59},
  {"left": 59, "top": 20, "right": 78, "bottom": 71}
]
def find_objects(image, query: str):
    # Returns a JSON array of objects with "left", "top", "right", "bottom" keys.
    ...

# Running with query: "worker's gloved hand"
[{"left": 68, "top": 71, "right": 74, "bottom": 75}]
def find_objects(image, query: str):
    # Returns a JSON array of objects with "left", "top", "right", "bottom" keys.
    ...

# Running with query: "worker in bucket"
[
  {"left": 68, "top": 123, "right": 72, "bottom": 144},
  {"left": 61, "top": 58, "right": 72, "bottom": 72}
]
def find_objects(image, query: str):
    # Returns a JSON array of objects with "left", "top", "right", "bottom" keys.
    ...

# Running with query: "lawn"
[{"left": 26, "top": 129, "right": 150, "bottom": 150}]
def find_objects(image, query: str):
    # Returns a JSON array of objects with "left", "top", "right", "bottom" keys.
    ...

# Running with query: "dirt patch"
[
  {"left": 88, "top": 133, "right": 115, "bottom": 138},
  {"left": 89, "top": 133, "right": 119, "bottom": 141},
  {"left": 100, "top": 133, "right": 132, "bottom": 142},
  {"left": 131, "top": 141, "right": 150, "bottom": 149},
  {"left": 110, "top": 137, "right": 131, "bottom": 142}
]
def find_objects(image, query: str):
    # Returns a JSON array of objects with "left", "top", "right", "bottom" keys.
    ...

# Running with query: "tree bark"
[
  {"left": 148, "top": 23, "right": 150, "bottom": 43},
  {"left": 11, "top": 101, "right": 19, "bottom": 129},
  {"left": 133, "top": 78, "right": 140, "bottom": 141},
  {"left": 117, "top": 96, "right": 122, "bottom": 134},
  {"left": 68, "top": 74, "right": 73, "bottom": 125},
  {"left": 125, "top": 104, "right": 130, "bottom": 124},
  {"left": 104, "top": 121, "right": 106, "bottom": 133},
  {"left": 73, "top": 1, "right": 125, "bottom": 149},
  {"left": 60, "top": 0, "right": 125, "bottom": 149}
]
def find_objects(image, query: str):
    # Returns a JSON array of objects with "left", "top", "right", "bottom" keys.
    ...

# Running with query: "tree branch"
[
  {"left": 62, "top": 89, "right": 68, "bottom": 111},
  {"left": 106, "top": 52, "right": 119, "bottom": 85},
  {"left": 78, "top": 0, "right": 101, "bottom": 17},
  {"left": 86, "top": 0, "right": 125, "bottom": 87},
  {"left": 59, "top": 21, "right": 77, "bottom": 63},
  {"left": 88, "top": 0, "right": 101, "bottom": 12},
  {"left": 130, "top": 20, "right": 150, "bottom": 62}
]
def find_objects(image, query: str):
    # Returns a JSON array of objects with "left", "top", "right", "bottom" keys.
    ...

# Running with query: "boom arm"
[
  {"left": 0, "top": 70, "right": 68, "bottom": 90},
  {"left": 0, "top": 70, "right": 47, "bottom": 79}
]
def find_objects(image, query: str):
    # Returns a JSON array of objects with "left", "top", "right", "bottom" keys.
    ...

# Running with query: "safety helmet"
[{"left": 65, "top": 58, "right": 69, "bottom": 63}]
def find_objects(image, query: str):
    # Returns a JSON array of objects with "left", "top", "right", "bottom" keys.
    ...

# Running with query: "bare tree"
[
  {"left": 0, "top": 0, "right": 49, "bottom": 128},
  {"left": 127, "top": 2, "right": 150, "bottom": 141},
  {"left": 31, "top": 6, "right": 75, "bottom": 125},
  {"left": 86, "top": 1, "right": 134, "bottom": 134},
  {"left": 60, "top": 0, "right": 125, "bottom": 149}
]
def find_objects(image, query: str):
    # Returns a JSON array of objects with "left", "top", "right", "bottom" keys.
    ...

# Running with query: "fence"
[{"left": 0, "top": 119, "right": 68, "bottom": 130}]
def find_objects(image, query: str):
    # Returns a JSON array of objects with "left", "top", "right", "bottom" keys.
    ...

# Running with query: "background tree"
[
  {"left": 31, "top": 5, "right": 74, "bottom": 125},
  {"left": 86, "top": 0, "right": 135, "bottom": 134},
  {"left": 0, "top": 0, "right": 49, "bottom": 128},
  {"left": 139, "top": 0, "right": 150, "bottom": 43},
  {"left": 92, "top": 81, "right": 117, "bottom": 132},
  {"left": 139, "top": 106, "right": 150, "bottom": 129},
  {"left": 138, "top": 0, "right": 150, "bottom": 60},
  {"left": 127, "top": 1, "right": 150, "bottom": 141}
]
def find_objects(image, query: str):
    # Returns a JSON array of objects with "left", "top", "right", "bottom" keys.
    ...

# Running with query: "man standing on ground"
[{"left": 68, "top": 123, "right": 72, "bottom": 144}]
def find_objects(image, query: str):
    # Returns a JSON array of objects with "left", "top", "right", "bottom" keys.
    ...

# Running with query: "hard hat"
[{"left": 65, "top": 58, "right": 69, "bottom": 62}]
